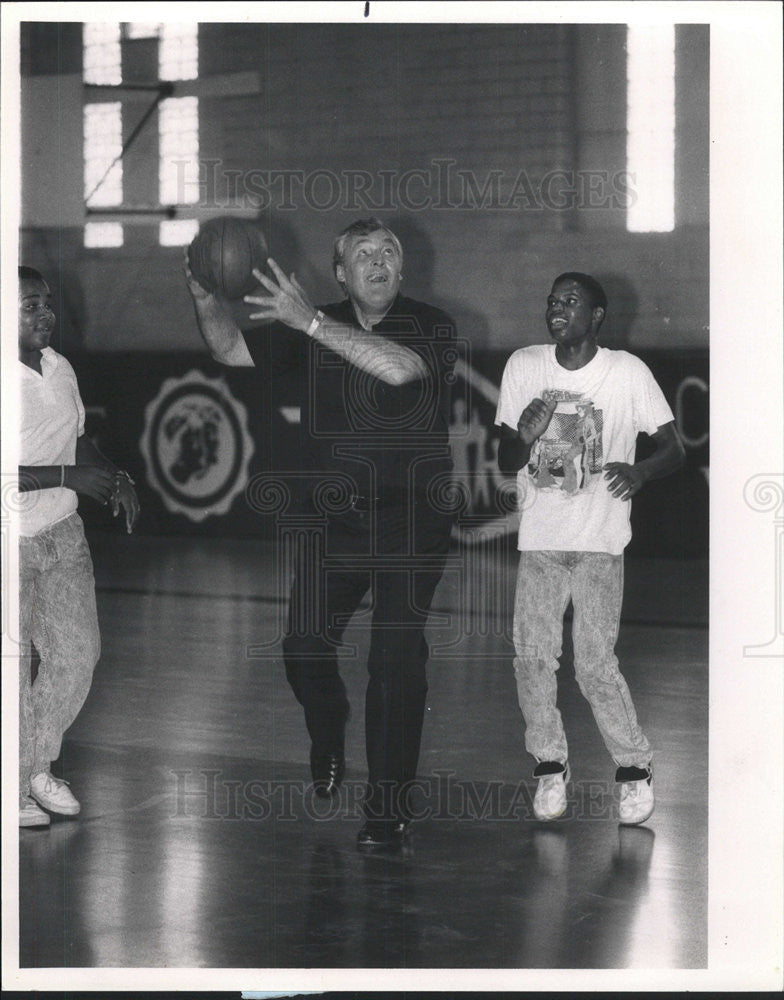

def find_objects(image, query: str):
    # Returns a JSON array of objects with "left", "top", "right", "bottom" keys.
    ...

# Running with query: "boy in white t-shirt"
[
  {"left": 17, "top": 267, "right": 140, "bottom": 827},
  {"left": 495, "top": 273, "right": 685, "bottom": 825}
]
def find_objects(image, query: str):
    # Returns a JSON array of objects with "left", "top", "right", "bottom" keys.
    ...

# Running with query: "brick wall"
[{"left": 19, "top": 21, "right": 708, "bottom": 353}]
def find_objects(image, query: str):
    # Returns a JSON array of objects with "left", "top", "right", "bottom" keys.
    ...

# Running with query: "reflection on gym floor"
[{"left": 19, "top": 533, "right": 708, "bottom": 970}]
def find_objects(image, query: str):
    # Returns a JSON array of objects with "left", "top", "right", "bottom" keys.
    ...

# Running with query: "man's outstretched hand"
[{"left": 244, "top": 258, "right": 317, "bottom": 332}]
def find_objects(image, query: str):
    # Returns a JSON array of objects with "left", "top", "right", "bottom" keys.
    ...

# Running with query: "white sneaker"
[
  {"left": 618, "top": 766, "right": 654, "bottom": 826},
  {"left": 30, "top": 771, "right": 80, "bottom": 815},
  {"left": 533, "top": 763, "right": 570, "bottom": 821},
  {"left": 19, "top": 795, "right": 51, "bottom": 828}
]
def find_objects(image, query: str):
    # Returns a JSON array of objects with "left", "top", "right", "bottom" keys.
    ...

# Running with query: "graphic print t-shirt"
[{"left": 495, "top": 345, "right": 675, "bottom": 554}]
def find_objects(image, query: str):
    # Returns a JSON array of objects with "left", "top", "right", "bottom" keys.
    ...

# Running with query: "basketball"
[{"left": 187, "top": 217, "right": 268, "bottom": 299}]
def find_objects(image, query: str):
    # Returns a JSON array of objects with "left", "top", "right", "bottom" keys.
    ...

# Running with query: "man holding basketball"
[{"left": 186, "top": 218, "right": 456, "bottom": 850}]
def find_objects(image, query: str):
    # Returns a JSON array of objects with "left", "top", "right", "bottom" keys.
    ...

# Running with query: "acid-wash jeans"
[
  {"left": 513, "top": 550, "right": 651, "bottom": 769},
  {"left": 18, "top": 512, "right": 100, "bottom": 796}
]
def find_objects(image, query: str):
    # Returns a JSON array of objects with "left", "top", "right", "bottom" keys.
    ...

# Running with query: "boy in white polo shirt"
[
  {"left": 17, "top": 266, "right": 140, "bottom": 827},
  {"left": 496, "top": 273, "right": 685, "bottom": 826}
]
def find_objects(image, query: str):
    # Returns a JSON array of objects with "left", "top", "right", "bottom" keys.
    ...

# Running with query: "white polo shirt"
[{"left": 19, "top": 347, "right": 85, "bottom": 537}]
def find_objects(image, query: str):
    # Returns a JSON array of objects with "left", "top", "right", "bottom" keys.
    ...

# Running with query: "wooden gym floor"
[{"left": 17, "top": 531, "right": 708, "bottom": 972}]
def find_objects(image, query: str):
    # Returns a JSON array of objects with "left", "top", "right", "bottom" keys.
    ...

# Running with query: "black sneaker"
[{"left": 356, "top": 820, "right": 411, "bottom": 851}]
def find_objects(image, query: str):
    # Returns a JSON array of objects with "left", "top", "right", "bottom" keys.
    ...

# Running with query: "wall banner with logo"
[{"left": 74, "top": 349, "right": 708, "bottom": 558}]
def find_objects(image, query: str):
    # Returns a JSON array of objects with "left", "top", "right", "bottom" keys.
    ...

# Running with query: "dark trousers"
[{"left": 282, "top": 503, "right": 452, "bottom": 823}]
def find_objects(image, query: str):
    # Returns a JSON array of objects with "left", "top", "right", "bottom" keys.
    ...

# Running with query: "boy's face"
[
  {"left": 19, "top": 277, "right": 55, "bottom": 356},
  {"left": 546, "top": 278, "right": 603, "bottom": 345}
]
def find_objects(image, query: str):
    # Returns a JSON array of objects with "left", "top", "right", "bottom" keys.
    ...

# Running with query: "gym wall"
[
  {"left": 16, "top": 20, "right": 709, "bottom": 553},
  {"left": 19, "top": 21, "right": 708, "bottom": 354}
]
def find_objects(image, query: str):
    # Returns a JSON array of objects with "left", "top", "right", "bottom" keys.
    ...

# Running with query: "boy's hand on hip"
[{"left": 603, "top": 462, "right": 646, "bottom": 501}]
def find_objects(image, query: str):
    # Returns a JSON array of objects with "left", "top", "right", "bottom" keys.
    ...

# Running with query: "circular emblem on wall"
[{"left": 140, "top": 370, "right": 255, "bottom": 522}]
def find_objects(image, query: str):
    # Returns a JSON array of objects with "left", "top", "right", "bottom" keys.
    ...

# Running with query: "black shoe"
[
  {"left": 310, "top": 750, "right": 345, "bottom": 799},
  {"left": 356, "top": 820, "right": 411, "bottom": 851}
]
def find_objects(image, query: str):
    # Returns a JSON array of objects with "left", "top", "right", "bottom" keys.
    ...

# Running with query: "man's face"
[
  {"left": 546, "top": 278, "right": 603, "bottom": 345},
  {"left": 19, "top": 278, "right": 55, "bottom": 356},
  {"left": 336, "top": 229, "right": 402, "bottom": 316}
]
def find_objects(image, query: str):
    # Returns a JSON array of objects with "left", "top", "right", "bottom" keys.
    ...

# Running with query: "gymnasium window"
[
  {"left": 82, "top": 22, "right": 121, "bottom": 85},
  {"left": 83, "top": 102, "right": 123, "bottom": 206},
  {"left": 626, "top": 24, "right": 675, "bottom": 232},
  {"left": 81, "top": 22, "right": 200, "bottom": 248},
  {"left": 159, "top": 96, "right": 200, "bottom": 244},
  {"left": 84, "top": 222, "right": 124, "bottom": 249},
  {"left": 159, "top": 24, "right": 199, "bottom": 81},
  {"left": 83, "top": 101, "right": 124, "bottom": 247},
  {"left": 159, "top": 218, "right": 200, "bottom": 246}
]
